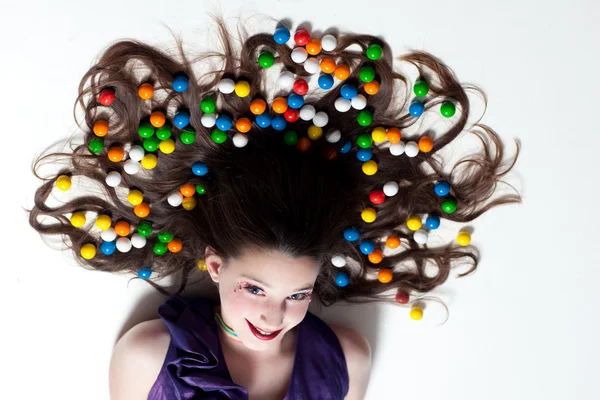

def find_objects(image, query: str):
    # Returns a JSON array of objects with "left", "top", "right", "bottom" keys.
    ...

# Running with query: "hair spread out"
[{"left": 28, "top": 17, "right": 520, "bottom": 310}]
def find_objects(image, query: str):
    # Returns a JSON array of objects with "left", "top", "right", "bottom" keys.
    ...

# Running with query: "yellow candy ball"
[
  {"left": 307, "top": 125, "right": 323, "bottom": 140},
  {"left": 182, "top": 196, "right": 197, "bottom": 211},
  {"left": 361, "top": 207, "right": 377, "bottom": 223},
  {"left": 234, "top": 81, "right": 251, "bottom": 98},
  {"left": 127, "top": 189, "right": 144, "bottom": 205},
  {"left": 406, "top": 216, "right": 422, "bottom": 231},
  {"left": 80, "top": 243, "right": 96, "bottom": 260},
  {"left": 70, "top": 212, "right": 86, "bottom": 228},
  {"left": 362, "top": 160, "right": 378, "bottom": 176},
  {"left": 56, "top": 175, "right": 71, "bottom": 191},
  {"left": 410, "top": 306, "right": 423, "bottom": 320},
  {"left": 371, "top": 127, "right": 387, "bottom": 143},
  {"left": 197, "top": 259, "right": 207, "bottom": 271},
  {"left": 457, "top": 231, "right": 471, "bottom": 246},
  {"left": 159, "top": 139, "right": 175, "bottom": 154},
  {"left": 95, "top": 214, "right": 112, "bottom": 231},
  {"left": 141, "top": 154, "right": 158, "bottom": 169}
]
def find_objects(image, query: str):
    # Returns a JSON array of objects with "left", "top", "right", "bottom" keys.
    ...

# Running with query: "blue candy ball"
[
  {"left": 340, "top": 84, "right": 358, "bottom": 99},
  {"left": 434, "top": 181, "right": 451, "bottom": 196},
  {"left": 335, "top": 271, "right": 350, "bottom": 287},
  {"left": 343, "top": 226, "right": 360, "bottom": 242},
  {"left": 256, "top": 112, "right": 272, "bottom": 128},
  {"left": 339, "top": 140, "right": 351, "bottom": 154},
  {"left": 192, "top": 161, "right": 208, "bottom": 176},
  {"left": 100, "top": 241, "right": 116, "bottom": 256},
  {"left": 409, "top": 100, "right": 424, "bottom": 117},
  {"left": 356, "top": 148, "right": 372, "bottom": 162},
  {"left": 216, "top": 115, "right": 233, "bottom": 131},
  {"left": 174, "top": 111, "right": 190, "bottom": 128},
  {"left": 172, "top": 75, "right": 189, "bottom": 92},
  {"left": 318, "top": 74, "right": 335, "bottom": 90},
  {"left": 273, "top": 26, "right": 291, "bottom": 44},
  {"left": 271, "top": 115, "right": 287, "bottom": 131},
  {"left": 138, "top": 267, "right": 152, "bottom": 280},
  {"left": 426, "top": 215, "right": 441, "bottom": 230},
  {"left": 359, "top": 240, "right": 375, "bottom": 255},
  {"left": 287, "top": 93, "right": 304, "bottom": 109}
]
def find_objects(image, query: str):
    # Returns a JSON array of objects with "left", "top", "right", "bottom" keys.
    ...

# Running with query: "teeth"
[{"left": 256, "top": 327, "right": 274, "bottom": 336}]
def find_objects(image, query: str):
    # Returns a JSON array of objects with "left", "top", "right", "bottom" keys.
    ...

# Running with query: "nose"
[{"left": 259, "top": 299, "right": 285, "bottom": 329}]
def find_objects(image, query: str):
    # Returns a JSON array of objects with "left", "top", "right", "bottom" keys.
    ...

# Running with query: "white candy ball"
[
  {"left": 131, "top": 233, "right": 147, "bottom": 249},
  {"left": 334, "top": 97, "right": 352, "bottom": 112},
  {"left": 291, "top": 47, "right": 308, "bottom": 64},
  {"left": 128, "top": 145, "right": 144, "bottom": 162},
  {"left": 105, "top": 171, "right": 121, "bottom": 188},
  {"left": 331, "top": 255, "right": 346, "bottom": 267},
  {"left": 299, "top": 105, "right": 316, "bottom": 121},
  {"left": 123, "top": 159, "right": 141, "bottom": 175},
  {"left": 218, "top": 78, "right": 235, "bottom": 94},
  {"left": 405, "top": 141, "right": 419, "bottom": 157},
  {"left": 168, "top": 192, "right": 183, "bottom": 207},
  {"left": 383, "top": 181, "right": 399, "bottom": 197},
  {"left": 413, "top": 229, "right": 429, "bottom": 245},
  {"left": 351, "top": 94, "right": 367, "bottom": 110},
  {"left": 304, "top": 57, "right": 320, "bottom": 74},
  {"left": 278, "top": 71, "right": 295, "bottom": 87},
  {"left": 326, "top": 129, "right": 341, "bottom": 143},
  {"left": 313, "top": 111, "right": 329, "bottom": 127},
  {"left": 100, "top": 227, "right": 117, "bottom": 242},
  {"left": 116, "top": 237, "right": 132, "bottom": 252},
  {"left": 232, "top": 133, "right": 249, "bottom": 148},
  {"left": 321, "top": 34, "right": 337, "bottom": 52},
  {"left": 389, "top": 142, "right": 406, "bottom": 156},
  {"left": 201, "top": 113, "right": 216, "bottom": 128}
]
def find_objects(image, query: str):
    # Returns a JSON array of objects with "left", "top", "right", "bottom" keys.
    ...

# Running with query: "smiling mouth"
[{"left": 246, "top": 319, "right": 283, "bottom": 340}]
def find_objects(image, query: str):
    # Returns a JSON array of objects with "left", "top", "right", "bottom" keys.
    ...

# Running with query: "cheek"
[{"left": 223, "top": 285, "right": 254, "bottom": 318}]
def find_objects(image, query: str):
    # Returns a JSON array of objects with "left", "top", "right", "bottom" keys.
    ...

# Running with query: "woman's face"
[{"left": 206, "top": 247, "right": 320, "bottom": 352}]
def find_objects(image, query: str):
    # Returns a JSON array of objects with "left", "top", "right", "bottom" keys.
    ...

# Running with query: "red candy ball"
[
  {"left": 293, "top": 79, "right": 309, "bottom": 95},
  {"left": 294, "top": 29, "right": 310, "bottom": 46},
  {"left": 284, "top": 108, "right": 300, "bottom": 122},
  {"left": 98, "top": 89, "right": 115, "bottom": 106},
  {"left": 369, "top": 190, "right": 385, "bottom": 205},
  {"left": 395, "top": 290, "right": 410, "bottom": 304}
]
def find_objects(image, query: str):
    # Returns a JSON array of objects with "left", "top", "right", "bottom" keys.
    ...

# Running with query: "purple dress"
[{"left": 147, "top": 294, "right": 349, "bottom": 400}]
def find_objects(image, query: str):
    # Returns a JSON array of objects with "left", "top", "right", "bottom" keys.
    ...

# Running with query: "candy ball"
[
  {"left": 389, "top": 142, "right": 406, "bottom": 156},
  {"left": 168, "top": 192, "right": 183, "bottom": 207},
  {"left": 116, "top": 237, "right": 132, "bottom": 253},
  {"left": 378, "top": 268, "right": 393, "bottom": 283},
  {"left": 366, "top": 43, "right": 383, "bottom": 60},
  {"left": 334, "top": 64, "right": 350, "bottom": 80},
  {"left": 313, "top": 111, "right": 329, "bottom": 127},
  {"left": 107, "top": 147, "right": 125, "bottom": 162},
  {"left": 95, "top": 215, "right": 111, "bottom": 231},
  {"left": 93, "top": 120, "right": 109, "bottom": 137},
  {"left": 192, "top": 161, "right": 208, "bottom": 176},
  {"left": 179, "top": 128, "right": 196, "bottom": 144},
  {"left": 134, "top": 202, "right": 150, "bottom": 218},
  {"left": 250, "top": 98, "right": 268, "bottom": 115},
  {"left": 386, "top": 127, "right": 401, "bottom": 143},
  {"left": 168, "top": 238, "right": 183, "bottom": 253},
  {"left": 371, "top": 127, "right": 386, "bottom": 143},
  {"left": 100, "top": 240, "right": 116, "bottom": 256},
  {"left": 368, "top": 249, "right": 383, "bottom": 264},
  {"left": 80, "top": 243, "right": 96, "bottom": 260},
  {"left": 361, "top": 207, "right": 377, "bottom": 223},
  {"left": 395, "top": 291, "right": 409, "bottom": 304},
  {"left": 409, "top": 100, "right": 425, "bottom": 117},
  {"left": 410, "top": 306, "right": 423, "bottom": 320},
  {"left": 442, "top": 197, "right": 458, "bottom": 214},
  {"left": 339, "top": 140, "right": 351, "bottom": 154},
  {"left": 413, "top": 229, "right": 428, "bottom": 244},
  {"left": 277, "top": 71, "right": 295, "bottom": 87},
  {"left": 271, "top": 115, "right": 287, "bottom": 131},
  {"left": 335, "top": 271, "right": 349, "bottom": 287},
  {"left": 356, "top": 148, "right": 372, "bottom": 162},
  {"left": 88, "top": 138, "right": 104, "bottom": 154},
  {"left": 305, "top": 39, "right": 321, "bottom": 55},
  {"left": 138, "top": 267, "right": 152, "bottom": 279},
  {"left": 258, "top": 51, "right": 275, "bottom": 68},
  {"left": 200, "top": 97, "right": 217, "bottom": 114},
  {"left": 218, "top": 78, "right": 235, "bottom": 94},
  {"left": 141, "top": 154, "right": 158, "bottom": 169},
  {"left": 340, "top": 84, "right": 358, "bottom": 99},
  {"left": 159, "top": 139, "right": 175, "bottom": 154},
  {"left": 364, "top": 81, "right": 380, "bottom": 95},
  {"left": 234, "top": 81, "right": 251, "bottom": 97},
  {"left": 326, "top": 130, "right": 341, "bottom": 143},
  {"left": 137, "top": 220, "right": 153, "bottom": 237},
  {"left": 180, "top": 184, "right": 195, "bottom": 197},
  {"left": 114, "top": 220, "right": 131, "bottom": 237},
  {"left": 294, "top": 29, "right": 310, "bottom": 46},
  {"left": 127, "top": 189, "right": 144, "bottom": 205},
  {"left": 283, "top": 130, "right": 298, "bottom": 145},
  {"left": 172, "top": 75, "right": 189, "bottom": 92},
  {"left": 331, "top": 255, "right": 346, "bottom": 267},
  {"left": 123, "top": 160, "right": 141, "bottom": 175},
  {"left": 196, "top": 184, "right": 206, "bottom": 195},
  {"left": 457, "top": 231, "right": 471, "bottom": 246},
  {"left": 405, "top": 141, "right": 419, "bottom": 158},
  {"left": 343, "top": 227, "right": 360, "bottom": 242},
  {"left": 351, "top": 94, "right": 367, "bottom": 110},
  {"left": 434, "top": 181, "right": 451, "bottom": 197},
  {"left": 138, "top": 122, "right": 155, "bottom": 138},
  {"left": 418, "top": 136, "right": 434, "bottom": 152},
  {"left": 174, "top": 111, "right": 190, "bottom": 129},
  {"left": 272, "top": 97, "right": 288, "bottom": 114},
  {"left": 414, "top": 80, "right": 429, "bottom": 97},
  {"left": 256, "top": 112, "right": 272, "bottom": 128},
  {"left": 283, "top": 108, "right": 299, "bottom": 122},
  {"left": 320, "top": 57, "right": 336, "bottom": 73},
  {"left": 441, "top": 101, "right": 456, "bottom": 118},
  {"left": 211, "top": 128, "right": 227, "bottom": 144},
  {"left": 335, "top": 97, "right": 352, "bottom": 112},
  {"left": 321, "top": 34, "right": 337, "bottom": 51},
  {"left": 291, "top": 47, "right": 308, "bottom": 64},
  {"left": 299, "top": 105, "right": 316, "bottom": 121},
  {"left": 150, "top": 111, "right": 166, "bottom": 128},
  {"left": 235, "top": 117, "right": 252, "bottom": 133},
  {"left": 158, "top": 231, "right": 174, "bottom": 243},
  {"left": 307, "top": 125, "right": 323, "bottom": 140},
  {"left": 357, "top": 110, "right": 373, "bottom": 126},
  {"left": 359, "top": 65, "right": 376, "bottom": 83},
  {"left": 197, "top": 259, "right": 208, "bottom": 271},
  {"left": 216, "top": 115, "right": 233, "bottom": 131},
  {"left": 287, "top": 93, "right": 304, "bottom": 109},
  {"left": 233, "top": 133, "right": 249, "bottom": 148},
  {"left": 318, "top": 74, "right": 334, "bottom": 90},
  {"left": 383, "top": 181, "right": 399, "bottom": 197},
  {"left": 143, "top": 136, "right": 160, "bottom": 153},
  {"left": 406, "top": 216, "right": 422, "bottom": 231},
  {"left": 369, "top": 190, "right": 385, "bottom": 205},
  {"left": 357, "top": 133, "right": 373, "bottom": 148},
  {"left": 70, "top": 212, "right": 86, "bottom": 228},
  {"left": 129, "top": 145, "right": 145, "bottom": 161},
  {"left": 359, "top": 240, "right": 375, "bottom": 255},
  {"left": 98, "top": 88, "right": 115, "bottom": 106},
  {"left": 426, "top": 215, "right": 441, "bottom": 230},
  {"left": 56, "top": 175, "right": 71, "bottom": 191},
  {"left": 362, "top": 160, "right": 378, "bottom": 176},
  {"left": 386, "top": 236, "right": 401, "bottom": 249},
  {"left": 273, "top": 26, "right": 291, "bottom": 44},
  {"left": 182, "top": 196, "right": 197, "bottom": 211},
  {"left": 304, "top": 57, "right": 320, "bottom": 74}
]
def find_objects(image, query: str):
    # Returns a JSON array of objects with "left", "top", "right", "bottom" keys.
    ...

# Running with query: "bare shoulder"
[
  {"left": 329, "top": 324, "right": 372, "bottom": 400},
  {"left": 109, "top": 318, "right": 171, "bottom": 400}
]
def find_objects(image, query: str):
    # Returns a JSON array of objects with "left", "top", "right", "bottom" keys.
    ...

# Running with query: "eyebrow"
[{"left": 239, "top": 274, "right": 314, "bottom": 292}]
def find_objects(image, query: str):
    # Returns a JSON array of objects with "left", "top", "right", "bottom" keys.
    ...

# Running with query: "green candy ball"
[
  {"left": 180, "top": 129, "right": 196, "bottom": 145},
  {"left": 258, "top": 51, "right": 275, "bottom": 68},
  {"left": 359, "top": 66, "right": 376, "bottom": 83},
  {"left": 158, "top": 232, "right": 174, "bottom": 243},
  {"left": 143, "top": 136, "right": 160, "bottom": 152},
  {"left": 200, "top": 97, "right": 216, "bottom": 114},
  {"left": 356, "top": 110, "right": 373, "bottom": 127},
  {"left": 441, "top": 101, "right": 456, "bottom": 118},
  {"left": 156, "top": 124, "right": 172, "bottom": 140},
  {"left": 196, "top": 184, "right": 206, "bottom": 195},
  {"left": 138, "top": 122, "right": 155, "bottom": 138},
  {"left": 366, "top": 44, "right": 383, "bottom": 61},
  {"left": 442, "top": 197, "right": 457, "bottom": 214},
  {"left": 413, "top": 80, "right": 429, "bottom": 97},
  {"left": 88, "top": 138, "right": 104, "bottom": 154},
  {"left": 211, "top": 128, "right": 227, "bottom": 144},
  {"left": 283, "top": 130, "right": 298, "bottom": 145},
  {"left": 356, "top": 133, "right": 373, "bottom": 149},
  {"left": 153, "top": 242, "right": 168, "bottom": 255},
  {"left": 137, "top": 220, "right": 153, "bottom": 237}
]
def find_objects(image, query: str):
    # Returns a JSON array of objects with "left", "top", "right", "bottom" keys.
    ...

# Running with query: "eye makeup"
[{"left": 236, "top": 281, "right": 313, "bottom": 302}]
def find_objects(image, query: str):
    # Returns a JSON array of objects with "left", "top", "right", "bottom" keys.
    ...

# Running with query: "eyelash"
[{"left": 243, "top": 284, "right": 311, "bottom": 302}]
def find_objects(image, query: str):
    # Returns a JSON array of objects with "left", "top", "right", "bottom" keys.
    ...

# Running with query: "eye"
[
  {"left": 245, "top": 285, "right": 264, "bottom": 296},
  {"left": 289, "top": 293, "right": 309, "bottom": 301}
]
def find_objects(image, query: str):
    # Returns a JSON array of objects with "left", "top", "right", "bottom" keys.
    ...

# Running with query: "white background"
[{"left": 2, "top": 0, "right": 599, "bottom": 399}]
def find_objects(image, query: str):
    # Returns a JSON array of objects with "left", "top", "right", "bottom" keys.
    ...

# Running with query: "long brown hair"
[{"left": 28, "top": 18, "right": 520, "bottom": 308}]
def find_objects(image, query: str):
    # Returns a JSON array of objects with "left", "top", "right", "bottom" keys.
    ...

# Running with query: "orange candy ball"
[
  {"left": 334, "top": 64, "right": 350, "bottom": 80},
  {"left": 236, "top": 117, "right": 252, "bottom": 133},
  {"left": 150, "top": 111, "right": 166, "bottom": 128},
  {"left": 167, "top": 238, "right": 183, "bottom": 253},
  {"left": 93, "top": 120, "right": 109, "bottom": 137},
  {"left": 272, "top": 97, "right": 288, "bottom": 114},
  {"left": 297, "top": 137, "right": 311, "bottom": 152},
  {"left": 386, "top": 236, "right": 401, "bottom": 249},
  {"left": 305, "top": 39, "right": 322, "bottom": 55},
  {"left": 364, "top": 81, "right": 380, "bottom": 95},
  {"left": 114, "top": 220, "right": 131, "bottom": 237},
  {"left": 133, "top": 202, "right": 150, "bottom": 218},
  {"left": 320, "top": 57, "right": 336, "bottom": 73},
  {"left": 180, "top": 184, "right": 196, "bottom": 197},
  {"left": 107, "top": 147, "right": 125, "bottom": 162},
  {"left": 418, "top": 136, "right": 434, "bottom": 152},
  {"left": 377, "top": 268, "right": 393, "bottom": 283},
  {"left": 250, "top": 99, "right": 267, "bottom": 115},
  {"left": 368, "top": 249, "right": 383, "bottom": 264},
  {"left": 386, "top": 127, "right": 402, "bottom": 144},
  {"left": 138, "top": 83, "right": 154, "bottom": 100}
]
